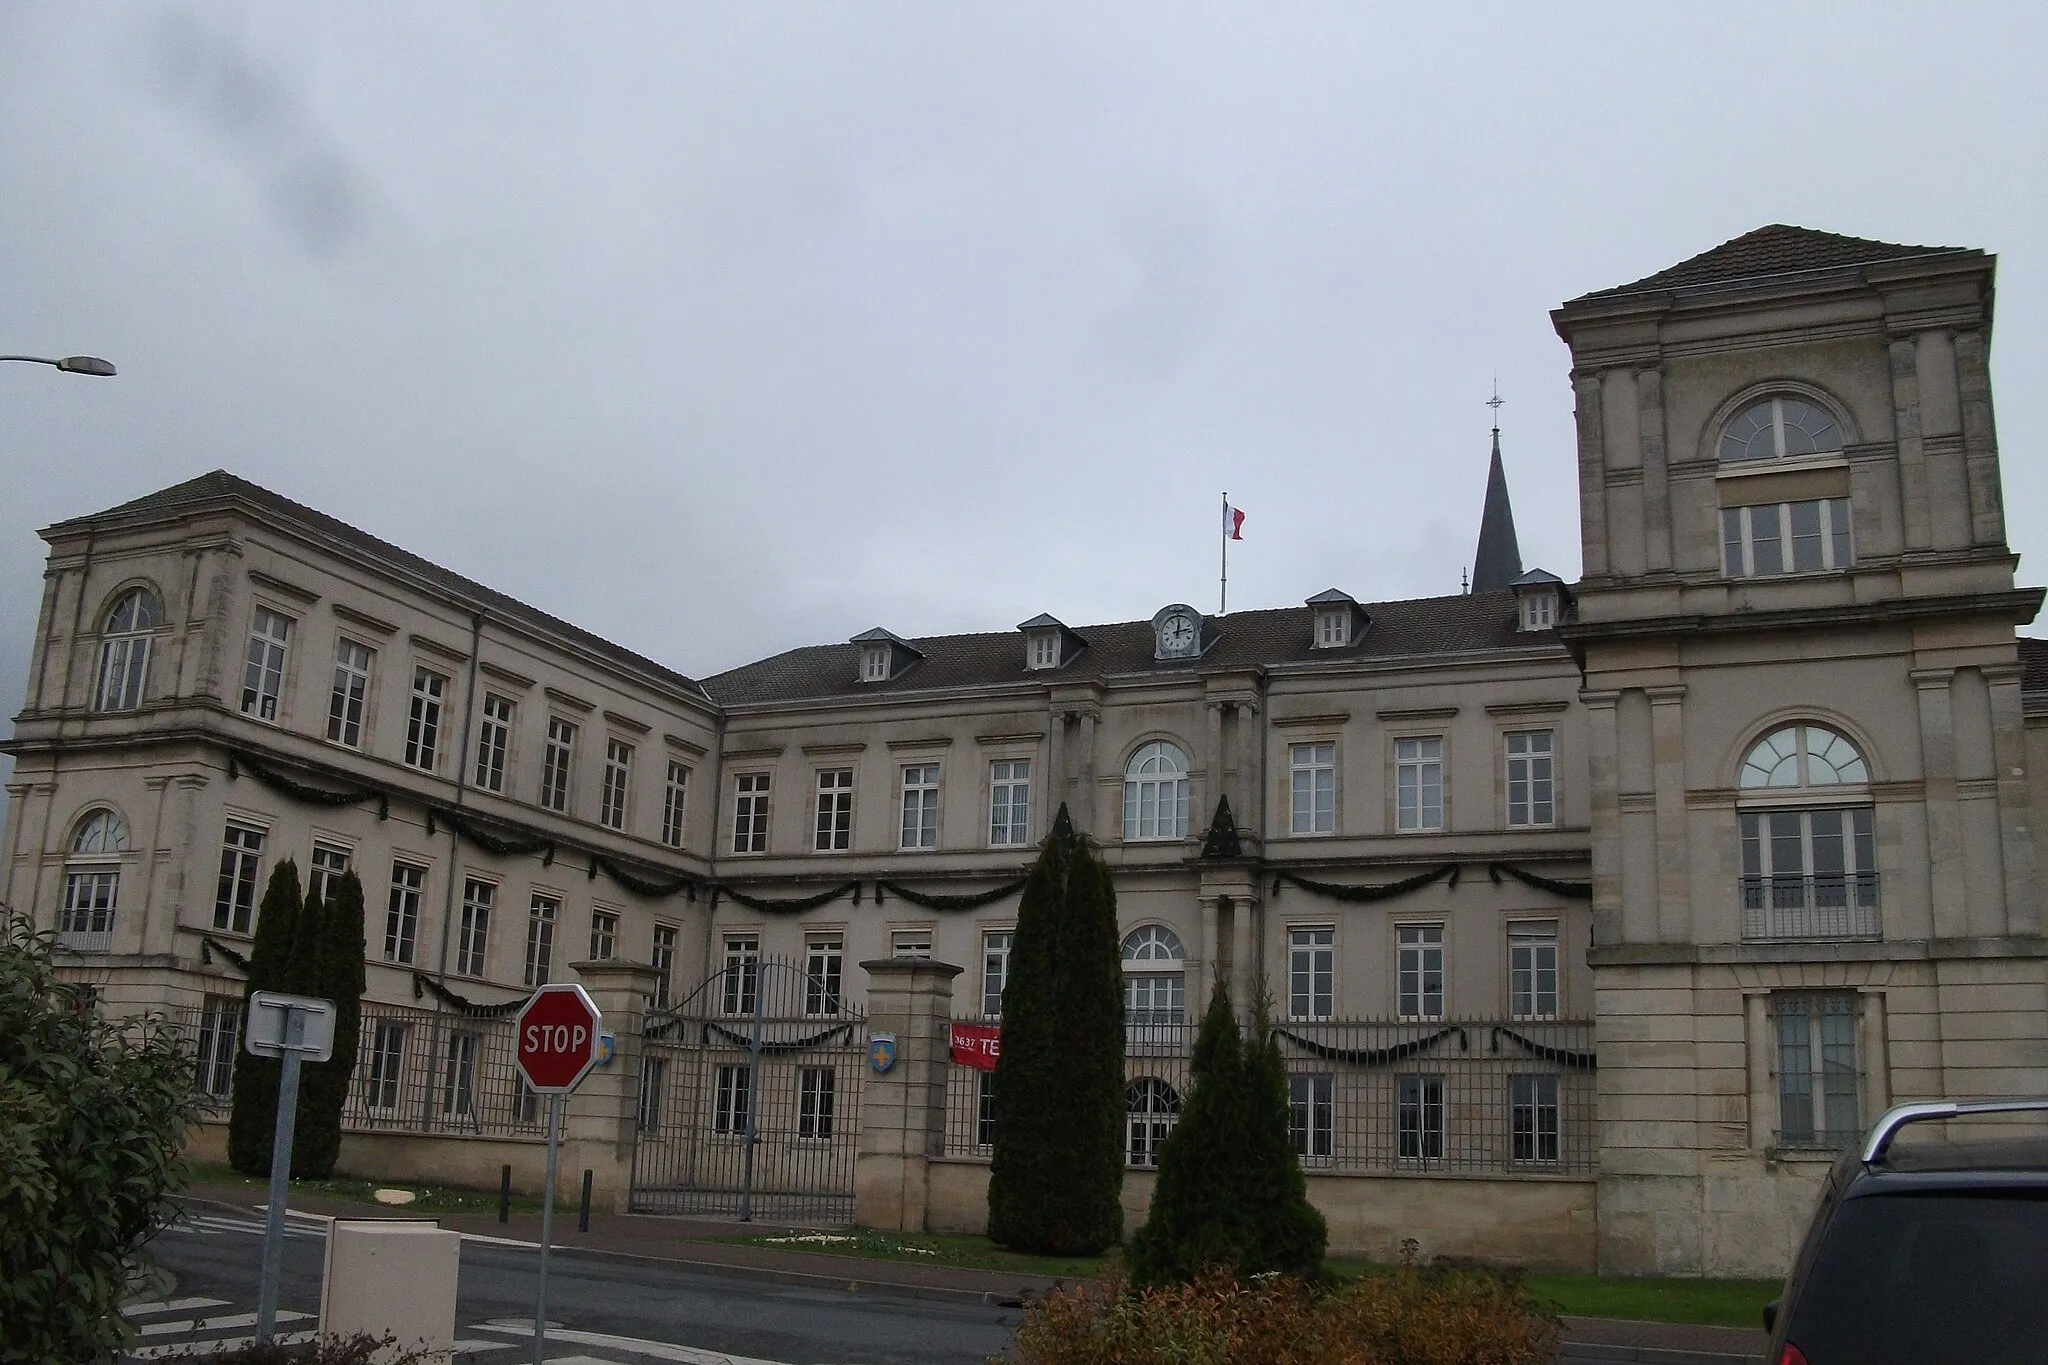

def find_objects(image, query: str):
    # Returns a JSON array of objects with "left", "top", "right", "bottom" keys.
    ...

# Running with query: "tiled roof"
[
  {"left": 1571, "top": 225, "right": 1972, "bottom": 302},
  {"left": 701, "top": 591, "right": 1553, "bottom": 706},
  {"left": 48, "top": 471, "right": 709, "bottom": 700},
  {"left": 2021, "top": 637, "right": 2048, "bottom": 695}
]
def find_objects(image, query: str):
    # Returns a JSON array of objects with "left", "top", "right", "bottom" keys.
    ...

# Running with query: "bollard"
[
  {"left": 578, "top": 1169, "right": 593, "bottom": 1233},
  {"left": 499, "top": 1164, "right": 511, "bottom": 1224}
]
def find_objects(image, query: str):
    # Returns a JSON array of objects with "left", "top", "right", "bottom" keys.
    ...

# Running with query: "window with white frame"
[
  {"left": 1126, "top": 1077, "right": 1181, "bottom": 1167},
  {"left": 1774, "top": 993, "right": 1860, "bottom": 1149},
  {"left": 651, "top": 924, "right": 677, "bottom": 1008},
  {"left": 307, "top": 841, "right": 350, "bottom": 906},
  {"left": 1397, "top": 1075, "right": 1445, "bottom": 1160},
  {"left": 1510, "top": 1074, "right": 1561, "bottom": 1163},
  {"left": 1508, "top": 922, "right": 1559, "bottom": 1020},
  {"left": 1718, "top": 394, "right": 1843, "bottom": 463},
  {"left": 474, "top": 694, "right": 513, "bottom": 792},
  {"left": 60, "top": 811, "right": 128, "bottom": 949},
  {"left": 891, "top": 929, "right": 933, "bottom": 959},
  {"left": 732, "top": 773, "right": 769, "bottom": 854},
  {"left": 524, "top": 894, "right": 558, "bottom": 987},
  {"left": 194, "top": 994, "right": 241, "bottom": 1098},
  {"left": 213, "top": 823, "right": 265, "bottom": 933},
  {"left": 798, "top": 1066, "right": 836, "bottom": 1139},
  {"left": 385, "top": 860, "right": 425, "bottom": 963},
  {"left": 1289, "top": 742, "right": 1336, "bottom": 835},
  {"left": 714, "top": 1063, "right": 752, "bottom": 1134},
  {"left": 456, "top": 879, "right": 493, "bottom": 977},
  {"left": 1505, "top": 730, "right": 1554, "bottom": 827},
  {"left": 1029, "top": 633, "right": 1060, "bottom": 669},
  {"left": 365, "top": 1021, "right": 406, "bottom": 1111},
  {"left": 1722, "top": 498, "right": 1853, "bottom": 577},
  {"left": 327, "top": 639, "right": 373, "bottom": 747},
  {"left": 441, "top": 1031, "right": 479, "bottom": 1117},
  {"left": 900, "top": 764, "right": 940, "bottom": 849},
  {"left": 815, "top": 769, "right": 853, "bottom": 851},
  {"left": 539, "top": 718, "right": 576, "bottom": 813},
  {"left": 600, "top": 739, "right": 633, "bottom": 831},
  {"left": 859, "top": 646, "right": 890, "bottom": 683},
  {"left": 241, "top": 608, "right": 291, "bottom": 722},
  {"left": 1397, "top": 924, "right": 1445, "bottom": 1021},
  {"left": 1290, "top": 1074, "right": 1334, "bottom": 1159},
  {"left": 805, "top": 934, "right": 843, "bottom": 1015},
  {"left": 589, "top": 909, "right": 617, "bottom": 962},
  {"left": 661, "top": 761, "right": 689, "bottom": 848},
  {"left": 1123, "top": 741, "right": 1191, "bottom": 841},
  {"left": 405, "top": 667, "right": 447, "bottom": 771},
  {"left": 1739, "top": 724, "right": 1877, "bottom": 940},
  {"left": 1122, "top": 925, "right": 1186, "bottom": 1026},
  {"left": 989, "top": 760, "right": 1030, "bottom": 846},
  {"left": 981, "top": 930, "right": 1012, "bottom": 1016},
  {"left": 94, "top": 588, "right": 160, "bottom": 712},
  {"left": 1518, "top": 590, "right": 1557, "bottom": 632},
  {"left": 1395, "top": 737, "right": 1444, "bottom": 832},
  {"left": 1288, "top": 926, "right": 1334, "bottom": 1020},
  {"left": 722, "top": 933, "right": 760, "bottom": 1015},
  {"left": 1316, "top": 609, "right": 1351, "bottom": 648}
]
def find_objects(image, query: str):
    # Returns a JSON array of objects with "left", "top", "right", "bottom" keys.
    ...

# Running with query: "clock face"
[{"left": 1161, "top": 612, "right": 1197, "bottom": 652}]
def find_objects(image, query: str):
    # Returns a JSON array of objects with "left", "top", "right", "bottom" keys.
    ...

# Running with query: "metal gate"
[{"left": 630, "top": 955, "right": 867, "bottom": 1223}]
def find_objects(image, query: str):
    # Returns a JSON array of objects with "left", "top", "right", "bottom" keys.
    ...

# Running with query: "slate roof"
[
  {"left": 1471, "top": 429, "right": 1523, "bottom": 593},
  {"left": 701, "top": 590, "right": 1551, "bottom": 706},
  {"left": 1570, "top": 225, "right": 1973, "bottom": 302},
  {"left": 49, "top": 471, "right": 709, "bottom": 699}
]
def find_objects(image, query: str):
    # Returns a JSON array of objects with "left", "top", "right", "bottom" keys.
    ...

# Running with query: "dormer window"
[
  {"left": 1317, "top": 610, "right": 1350, "bottom": 648},
  {"left": 1520, "top": 592, "right": 1555, "bottom": 631},
  {"left": 860, "top": 647, "right": 890, "bottom": 682},
  {"left": 1304, "top": 589, "right": 1366, "bottom": 650},
  {"left": 851, "top": 627, "right": 924, "bottom": 685},
  {"left": 1016, "top": 613, "right": 1084, "bottom": 672},
  {"left": 1509, "top": 569, "right": 1565, "bottom": 633},
  {"left": 1030, "top": 633, "right": 1059, "bottom": 669}
]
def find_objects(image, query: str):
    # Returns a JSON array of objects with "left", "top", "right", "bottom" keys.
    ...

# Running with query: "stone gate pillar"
[
  {"left": 855, "top": 957, "right": 961, "bottom": 1233},
  {"left": 566, "top": 959, "right": 660, "bottom": 1213}
]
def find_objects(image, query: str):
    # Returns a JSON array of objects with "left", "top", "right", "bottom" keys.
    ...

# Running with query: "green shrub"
[
  {"left": 167, "top": 1331, "right": 435, "bottom": 1363},
  {"left": 229, "top": 861, "right": 303, "bottom": 1176},
  {"left": 296, "top": 870, "right": 366, "bottom": 1179},
  {"left": 1, "top": 915, "right": 199, "bottom": 1364}
]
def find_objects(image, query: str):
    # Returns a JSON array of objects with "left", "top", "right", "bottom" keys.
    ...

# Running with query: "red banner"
[{"left": 950, "top": 1021, "right": 1001, "bottom": 1071}]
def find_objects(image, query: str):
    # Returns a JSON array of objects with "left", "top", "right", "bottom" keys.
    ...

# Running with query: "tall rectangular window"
[
  {"left": 1509, "top": 922, "right": 1559, "bottom": 1020},
  {"left": 1505, "top": 730, "right": 1554, "bottom": 827},
  {"left": 539, "top": 718, "right": 576, "bottom": 813},
  {"left": 385, "top": 861, "right": 425, "bottom": 963},
  {"left": 1289, "top": 743, "right": 1336, "bottom": 835},
  {"left": 1397, "top": 924, "right": 1445, "bottom": 1020},
  {"left": 732, "top": 773, "right": 770, "bottom": 853},
  {"left": 651, "top": 924, "right": 677, "bottom": 1009},
  {"left": 636, "top": 1056, "right": 666, "bottom": 1133},
  {"left": 805, "top": 934, "right": 843, "bottom": 1015},
  {"left": 714, "top": 1063, "right": 752, "bottom": 1134},
  {"left": 981, "top": 930, "right": 1012, "bottom": 1016},
  {"left": 1723, "top": 498, "right": 1852, "bottom": 577},
  {"left": 241, "top": 608, "right": 290, "bottom": 722},
  {"left": 1288, "top": 926, "right": 1334, "bottom": 1020},
  {"left": 1775, "top": 994, "right": 1860, "bottom": 1149},
  {"left": 721, "top": 933, "right": 760, "bottom": 1015},
  {"left": 327, "top": 639, "right": 372, "bottom": 747},
  {"left": 441, "top": 1031, "right": 478, "bottom": 1117},
  {"left": 213, "top": 823, "right": 265, "bottom": 933},
  {"left": 814, "top": 769, "right": 853, "bottom": 851},
  {"left": 1741, "top": 807, "right": 1880, "bottom": 939},
  {"left": 900, "top": 764, "right": 940, "bottom": 849},
  {"left": 1289, "top": 1074, "right": 1334, "bottom": 1159},
  {"left": 589, "top": 909, "right": 617, "bottom": 962},
  {"left": 798, "top": 1067, "right": 837, "bottom": 1140},
  {"left": 307, "top": 842, "right": 351, "bottom": 906},
  {"left": 405, "top": 667, "right": 447, "bottom": 771},
  {"left": 599, "top": 740, "right": 633, "bottom": 830},
  {"left": 60, "top": 870, "right": 118, "bottom": 940},
  {"left": 456, "top": 879, "right": 494, "bottom": 977},
  {"left": 661, "top": 761, "right": 689, "bottom": 848},
  {"left": 194, "top": 994, "right": 242, "bottom": 1098},
  {"left": 989, "top": 760, "right": 1030, "bottom": 846},
  {"left": 1395, "top": 737, "right": 1444, "bottom": 831},
  {"left": 474, "top": 694, "right": 513, "bottom": 792},
  {"left": 365, "top": 1020, "right": 406, "bottom": 1111},
  {"left": 1511, "top": 1075, "right": 1561, "bottom": 1163},
  {"left": 1397, "top": 1075, "right": 1445, "bottom": 1159},
  {"left": 524, "top": 894, "right": 558, "bottom": 987},
  {"left": 978, "top": 1071, "right": 998, "bottom": 1148}
]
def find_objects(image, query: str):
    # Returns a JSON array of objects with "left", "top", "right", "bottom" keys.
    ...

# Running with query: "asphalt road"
[{"left": 146, "top": 1211, "right": 1021, "bottom": 1364}]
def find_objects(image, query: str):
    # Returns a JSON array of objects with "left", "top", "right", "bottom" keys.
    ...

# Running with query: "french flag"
[{"left": 1224, "top": 503, "right": 1245, "bottom": 540}]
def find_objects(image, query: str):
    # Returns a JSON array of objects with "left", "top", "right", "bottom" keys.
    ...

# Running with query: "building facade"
[{"left": 5, "top": 226, "right": 2044, "bottom": 1275}]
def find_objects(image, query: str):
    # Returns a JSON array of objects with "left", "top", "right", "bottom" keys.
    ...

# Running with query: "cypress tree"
[
  {"left": 295, "top": 870, "right": 366, "bottom": 1178},
  {"left": 227, "top": 859, "right": 301, "bottom": 1176},
  {"left": 987, "top": 805, "right": 1126, "bottom": 1255}
]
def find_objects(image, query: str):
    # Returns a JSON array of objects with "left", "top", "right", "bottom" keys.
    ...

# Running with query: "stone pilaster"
[
  {"left": 854, "top": 957, "right": 961, "bottom": 1233},
  {"left": 564, "top": 959, "right": 660, "bottom": 1212}
]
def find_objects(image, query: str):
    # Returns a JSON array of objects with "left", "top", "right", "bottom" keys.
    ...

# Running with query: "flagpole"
[{"left": 1219, "top": 491, "right": 1228, "bottom": 616}]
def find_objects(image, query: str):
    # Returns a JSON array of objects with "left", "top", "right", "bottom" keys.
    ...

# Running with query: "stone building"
[{"left": 4, "top": 225, "right": 2043, "bottom": 1275}]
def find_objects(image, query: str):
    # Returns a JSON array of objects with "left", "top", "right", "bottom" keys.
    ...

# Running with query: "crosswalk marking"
[{"left": 121, "top": 1296, "right": 229, "bottom": 1316}]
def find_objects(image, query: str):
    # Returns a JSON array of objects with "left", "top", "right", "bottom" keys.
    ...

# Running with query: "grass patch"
[
  {"left": 709, "top": 1227, "right": 1112, "bottom": 1279},
  {"left": 1523, "top": 1271, "right": 1780, "bottom": 1329},
  {"left": 185, "top": 1161, "right": 547, "bottom": 1217}
]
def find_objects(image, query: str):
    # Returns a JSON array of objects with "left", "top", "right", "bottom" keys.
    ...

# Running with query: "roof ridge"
[{"left": 1570, "top": 223, "right": 1974, "bottom": 302}]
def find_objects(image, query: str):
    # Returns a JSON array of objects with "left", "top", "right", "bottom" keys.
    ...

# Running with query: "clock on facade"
[{"left": 1151, "top": 604, "right": 1203, "bottom": 661}]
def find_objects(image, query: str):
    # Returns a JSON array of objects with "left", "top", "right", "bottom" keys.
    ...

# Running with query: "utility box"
[{"left": 320, "top": 1219, "right": 460, "bottom": 1360}]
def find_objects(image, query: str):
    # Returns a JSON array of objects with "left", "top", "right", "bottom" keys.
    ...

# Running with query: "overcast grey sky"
[{"left": 5, "top": 4, "right": 2046, "bottom": 790}]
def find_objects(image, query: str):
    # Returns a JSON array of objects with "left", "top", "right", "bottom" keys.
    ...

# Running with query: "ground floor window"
[
  {"left": 715, "top": 1063, "right": 752, "bottom": 1135},
  {"left": 441, "top": 1031, "right": 478, "bottom": 1118},
  {"left": 1774, "top": 993, "right": 1860, "bottom": 1149},
  {"left": 1290, "top": 1073, "right": 1334, "bottom": 1159},
  {"left": 366, "top": 1022, "right": 405, "bottom": 1111},
  {"left": 637, "top": 1056, "right": 666, "bottom": 1133},
  {"left": 194, "top": 995, "right": 241, "bottom": 1098},
  {"left": 1126, "top": 1077, "right": 1181, "bottom": 1167},
  {"left": 799, "top": 1066, "right": 836, "bottom": 1140},
  {"left": 1397, "top": 1075, "right": 1444, "bottom": 1160},
  {"left": 1511, "top": 1074, "right": 1561, "bottom": 1163}
]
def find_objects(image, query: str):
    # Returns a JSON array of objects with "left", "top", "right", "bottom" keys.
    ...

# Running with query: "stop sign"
[{"left": 515, "top": 983, "right": 603, "bottom": 1093}]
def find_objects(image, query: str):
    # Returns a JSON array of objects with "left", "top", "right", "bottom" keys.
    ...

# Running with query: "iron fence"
[
  {"left": 341, "top": 1003, "right": 543, "bottom": 1139},
  {"left": 162, "top": 998, "right": 242, "bottom": 1115}
]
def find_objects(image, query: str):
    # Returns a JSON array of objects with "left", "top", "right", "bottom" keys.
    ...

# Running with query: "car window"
[{"left": 1784, "top": 1190, "right": 2048, "bottom": 1364}]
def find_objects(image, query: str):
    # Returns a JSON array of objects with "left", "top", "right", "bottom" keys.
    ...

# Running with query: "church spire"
[{"left": 1471, "top": 384, "right": 1523, "bottom": 593}]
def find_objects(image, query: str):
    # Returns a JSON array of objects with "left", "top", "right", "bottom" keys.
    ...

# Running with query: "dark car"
[{"left": 1764, "top": 1098, "right": 2048, "bottom": 1365}]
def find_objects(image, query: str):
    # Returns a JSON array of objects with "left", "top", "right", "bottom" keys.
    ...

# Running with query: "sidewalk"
[{"left": 177, "top": 1183, "right": 1768, "bottom": 1363}]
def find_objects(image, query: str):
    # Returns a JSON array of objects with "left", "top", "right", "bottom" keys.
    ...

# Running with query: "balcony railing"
[
  {"left": 55, "top": 928, "right": 114, "bottom": 953},
  {"left": 1741, "top": 873, "right": 1880, "bottom": 941}
]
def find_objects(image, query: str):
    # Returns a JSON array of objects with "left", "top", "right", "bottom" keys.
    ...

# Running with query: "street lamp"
[{"left": 1, "top": 354, "right": 117, "bottom": 376}]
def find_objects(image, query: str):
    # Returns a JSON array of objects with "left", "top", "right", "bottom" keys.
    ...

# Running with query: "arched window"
[
  {"left": 1718, "top": 396, "right": 1843, "bottom": 463},
  {"left": 59, "top": 809, "right": 127, "bottom": 950},
  {"left": 94, "top": 588, "right": 161, "bottom": 712},
  {"left": 1122, "top": 925, "right": 1187, "bottom": 1027},
  {"left": 1126, "top": 1077, "right": 1182, "bottom": 1167},
  {"left": 1123, "top": 741, "right": 1190, "bottom": 841},
  {"left": 1737, "top": 725, "right": 1877, "bottom": 942}
]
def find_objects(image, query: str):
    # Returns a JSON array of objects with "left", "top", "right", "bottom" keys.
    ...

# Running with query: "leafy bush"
[
  {"left": 297, "top": 870, "right": 366, "bottom": 1179},
  {"left": 229, "top": 861, "right": 302, "bottom": 1176},
  {"left": 1010, "top": 1262, "right": 1559, "bottom": 1365},
  {"left": 168, "top": 1331, "right": 434, "bottom": 1363},
  {"left": 1, "top": 915, "right": 199, "bottom": 1364}
]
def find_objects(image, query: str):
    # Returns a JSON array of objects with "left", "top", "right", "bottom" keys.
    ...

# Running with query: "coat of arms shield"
[{"left": 868, "top": 1032, "right": 898, "bottom": 1074}]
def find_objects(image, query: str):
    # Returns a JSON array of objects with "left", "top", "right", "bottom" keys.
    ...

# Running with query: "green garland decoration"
[
  {"left": 1269, "top": 863, "right": 1460, "bottom": 903},
  {"left": 230, "top": 752, "right": 388, "bottom": 819},
  {"left": 1488, "top": 862, "right": 1593, "bottom": 900},
  {"left": 701, "top": 1021, "right": 854, "bottom": 1053},
  {"left": 201, "top": 935, "right": 252, "bottom": 974},
  {"left": 1490, "top": 1025, "right": 1596, "bottom": 1070},
  {"left": 715, "top": 881, "right": 861, "bottom": 915},
  {"left": 587, "top": 855, "right": 697, "bottom": 901},
  {"left": 1274, "top": 1025, "right": 1467, "bottom": 1067},
  {"left": 875, "top": 877, "right": 1029, "bottom": 912},
  {"left": 427, "top": 806, "right": 555, "bottom": 862},
  {"left": 410, "top": 972, "right": 525, "bottom": 1018}
]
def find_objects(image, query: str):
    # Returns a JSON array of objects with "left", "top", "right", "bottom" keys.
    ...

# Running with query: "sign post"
[
  {"left": 243, "top": 992, "right": 336, "bottom": 1342},
  {"left": 513, "top": 983, "right": 602, "bottom": 1365}
]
